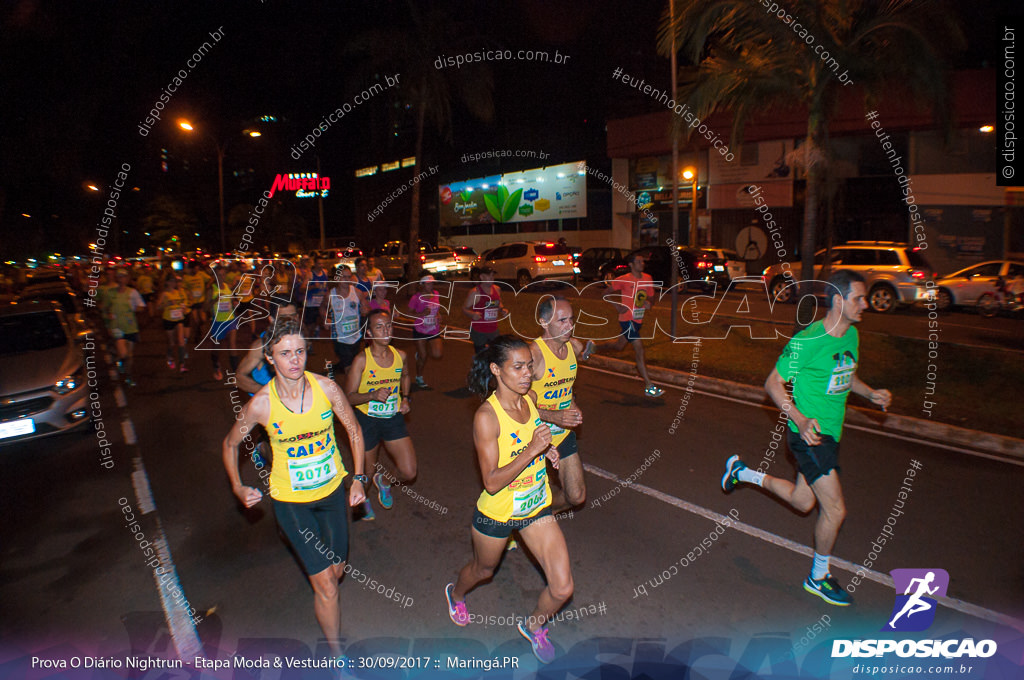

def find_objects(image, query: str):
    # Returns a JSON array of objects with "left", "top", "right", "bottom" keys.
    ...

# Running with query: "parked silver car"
[
  {"left": 934, "top": 260, "right": 1024, "bottom": 310},
  {"left": 762, "top": 241, "right": 935, "bottom": 313},
  {"left": 0, "top": 301, "right": 90, "bottom": 444}
]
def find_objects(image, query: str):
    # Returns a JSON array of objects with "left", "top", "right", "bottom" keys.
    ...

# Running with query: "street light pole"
[
  {"left": 216, "top": 142, "right": 226, "bottom": 254},
  {"left": 316, "top": 153, "right": 326, "bottom": 250},
  {"left": 690, "top": 174, "right": 698, "bottom": 247},
  {"left": 669, "top": 0, "right": 680, "bottom": 338},
  {"left": 179, "top": 120, "right": 260, "bottom": 255}
]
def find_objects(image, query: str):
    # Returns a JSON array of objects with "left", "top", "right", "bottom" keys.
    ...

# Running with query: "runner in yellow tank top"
[
  {"left": 208, "top": 278, "right": 239, "bottom": 381},
  {"left": 157, "top": 276, "right": 189, "bottom": 372},
  {"left": 446, "top": 335, "right": 575, "bottom": 665},
  {"left": 528, "top": 296, "right": 596, "bottom": 511},
  {"left": 221, "top": 317, "right": 366, "bottom": 658},
  {"left": 475, "top": 391, "right": 550, "bottom": 522},
  {"left": 345, "top": 309, "right": 415, "bottom": 521}
]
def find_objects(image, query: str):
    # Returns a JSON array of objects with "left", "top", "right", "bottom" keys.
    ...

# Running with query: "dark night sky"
[{"left": 0, "top": 0, "right": 1017, "bottom": 257}]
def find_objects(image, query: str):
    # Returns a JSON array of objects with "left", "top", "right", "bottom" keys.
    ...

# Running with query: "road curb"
[{"left": 585, "top": 354, "right": 1024, "bottom": 461}]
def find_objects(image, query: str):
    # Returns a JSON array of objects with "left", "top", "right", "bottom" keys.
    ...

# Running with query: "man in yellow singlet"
[{"left": 528, "top": 296, "right": 595, "bottom": 510}]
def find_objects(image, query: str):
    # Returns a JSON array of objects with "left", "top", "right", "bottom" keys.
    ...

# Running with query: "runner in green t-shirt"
[
  {"left": 106, "top": 269, "right": 147, "bottom": 386},
  {"left": 720, "top": 271, "right": 891, "bottom": 606}
]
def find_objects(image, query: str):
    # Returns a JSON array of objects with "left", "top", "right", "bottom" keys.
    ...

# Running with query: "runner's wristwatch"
[{"left": 352, "top": 474, "right": 369, "bottom": 484}]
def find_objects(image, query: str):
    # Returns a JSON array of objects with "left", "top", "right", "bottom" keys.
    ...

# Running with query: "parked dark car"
[
  {"left": 578, "top": 247, "right": 629, "bottom": 281},
  {"left": 600, "top": 246, "right": 728, "bottom": 293}
]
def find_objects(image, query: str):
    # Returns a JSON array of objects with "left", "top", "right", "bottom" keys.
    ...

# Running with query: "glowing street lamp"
[
  {"left": 682, "top": 167, "right": 698, "bottom": 247},
  {"left": 178, "top": 119, "right": 261, "bottom": 253}
]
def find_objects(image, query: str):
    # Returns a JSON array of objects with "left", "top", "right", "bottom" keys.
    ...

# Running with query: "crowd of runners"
[{"left": 73, "top": 253, "right": 888, "bottom": 664}]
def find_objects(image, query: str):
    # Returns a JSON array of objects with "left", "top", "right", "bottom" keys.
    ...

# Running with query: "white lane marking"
[
  {"left": 131, "top": 456, "right": 204, "bottom": 659},
  {"left": 578, "top": 364, "right": 1024, "bottom": 466},
  {"left": 584, "top": 462, "right": 1024, "bottom": 633},
  {"left": 115, "top": 386, "right": 127, "bottom": 408},
  {"left": 152, "top": 533, "right": 204, "bottom": 660},
  {"left": 122, "top": 418, "right": 137, "bottom": 445},
  {"left": 131, "top": 457, "right": 156, "bottom": 515}
]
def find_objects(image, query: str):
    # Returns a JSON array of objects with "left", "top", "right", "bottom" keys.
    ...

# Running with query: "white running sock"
[
  {"left": 736, "top": 467, "right": 765, "bottom": 487},
  {"left": 812, "top": 552, "right": 830, "bottom": 580}
]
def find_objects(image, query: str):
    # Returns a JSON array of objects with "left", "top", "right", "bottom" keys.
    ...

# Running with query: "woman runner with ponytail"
[{"left": 445, "top": 335, "right": 574, "bottom": 664}]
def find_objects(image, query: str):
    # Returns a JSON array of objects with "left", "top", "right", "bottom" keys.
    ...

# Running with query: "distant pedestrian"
[
  {"left": 595, "top": 253, "right": 663, "bottom": 397},
  {"left": 462, "top": 267, "right": 506, "bottom": 353}
]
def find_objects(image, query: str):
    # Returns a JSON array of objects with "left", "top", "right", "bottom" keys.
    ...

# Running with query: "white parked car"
[{"left": 475, "top": 241, "right": 576, "bottom": 288}]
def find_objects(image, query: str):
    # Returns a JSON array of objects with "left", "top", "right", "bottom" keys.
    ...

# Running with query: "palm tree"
[
  {"left": 349, "top": 2, "right": 494, "bottom": 279},
  {"left": 658, "top": 0, "right": 964, "bottom": 295}
]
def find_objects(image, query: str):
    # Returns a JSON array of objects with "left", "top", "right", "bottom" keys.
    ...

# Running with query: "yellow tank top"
[
  {"left": 267, "top": 373, "right": 347, "bottom": 502},
  {"left": 476, "top": 394, "right": 550, "bottom": 522},
  {"left": 136, "top": 273, "right": 154, "bottom": 295},
  {"left": 531, "top": 337, "right": 577, "bottom": 446},
  {"left": 161, "top": 289, "right": 188, "bottom": 322},
  {"left": 181, "top": 273, "right": 206, "bottom": 303},
  {"left": 355, "top": 346, "right": 403, "bottom": 417},
  {"left": 212, "top": 282, "right": 234, "bottom": 323}
]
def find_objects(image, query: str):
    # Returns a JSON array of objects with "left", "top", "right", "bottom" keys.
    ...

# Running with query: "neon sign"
[{"left": 269, "top": 173, "right": 330, "bottom": 198}]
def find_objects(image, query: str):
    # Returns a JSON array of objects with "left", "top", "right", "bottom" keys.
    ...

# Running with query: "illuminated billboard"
[{"left": 439, "top": 161, "right": 586, "bottom": 228}]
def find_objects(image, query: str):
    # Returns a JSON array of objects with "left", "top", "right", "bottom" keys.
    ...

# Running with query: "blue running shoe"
[
  {"left": 803, "top": 573, "right": 852, "bottom": 606},
  {"left": 721, "top": 455, "right": 747, "bottom": 492},
  {"left": 374, "top": 472, "right": 393, "bottom": 509}
]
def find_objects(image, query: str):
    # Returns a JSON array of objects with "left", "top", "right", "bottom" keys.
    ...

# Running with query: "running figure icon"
[{"left": 888, "top": 572, "right": 939, "bottom": 629}]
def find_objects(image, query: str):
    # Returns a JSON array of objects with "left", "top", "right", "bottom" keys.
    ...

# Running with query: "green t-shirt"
[
  {"left": 775, "top": 319, "right": 858, "bottom": 441},
  {"left": 107, "top": 288, "right": 144, "bottom": 335}
]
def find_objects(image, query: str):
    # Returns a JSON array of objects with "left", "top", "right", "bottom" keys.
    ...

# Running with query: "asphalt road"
[{"left": 1, "top": 322, "right": 1022, "bottom": 679}]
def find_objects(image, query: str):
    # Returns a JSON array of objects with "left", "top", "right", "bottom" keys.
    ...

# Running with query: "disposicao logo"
[
  {"left": 832, "top": 568, "right": 997, "bottom": 660},
  {"left": 884, "top": 568, "right": 948, "bottom": 632}
]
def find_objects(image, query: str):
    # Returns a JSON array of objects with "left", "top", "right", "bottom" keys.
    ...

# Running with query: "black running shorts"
[
  {"left": 472, "top": 507, "right": 552, "bottom": 539},
  {"left": 272, "top": 482, "right": 350, "bottom": 575},
  {"left": 787, "top": 429, "right": 840, "bottom": 486}
]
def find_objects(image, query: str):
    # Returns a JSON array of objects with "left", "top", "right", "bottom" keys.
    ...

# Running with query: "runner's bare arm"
[
  {"left": 851, "top": 376, "right": 891, "bottom": 411},
  {"left": 462, "top": 289, "right": 481, "bottom": 320},
  {"left": 222, "top": 392, "right": 270, "bottom": 508},
  {"left": 474, "top": 403, "right": 550, "bottom": 494},
  {"left": 529, "top": 341, "right": 545, "bottom": 381},
  {"left": 398, "top": 349, "right": 411, "bottom": 414},
  {"left": 235, "top": 339, "right": 267, "bottom": 395}
]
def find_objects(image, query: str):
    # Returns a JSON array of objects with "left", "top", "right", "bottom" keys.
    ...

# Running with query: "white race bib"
[
  {"left": 287, "top": 448, "right": 338, "bottom": 491},
  {"left": 483, "top": 307, "right": 498, "bottom": 321},
  {"left": 217, "top": 298, "right": 232, "bottom": 313},
  {"left": 512, "top": 473, "right": 548, "bottom": 519},
  {"left": 189, "top": 288, "right": 203, "bottom": 300},
  {"left": 367, "top": 391, "right": 399, "bottom": 418},
  {"left": 341, "top": 319, "right": 358, "bottom": 335},
  {"left": 310, "top": 295, "right": 324, "bottom": 307},
  {"left": 632, "top": 306, "right": 645, "bottom": 322},
  {"left": 169, "top": 308, "right": 184, "bottom": 321}
]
